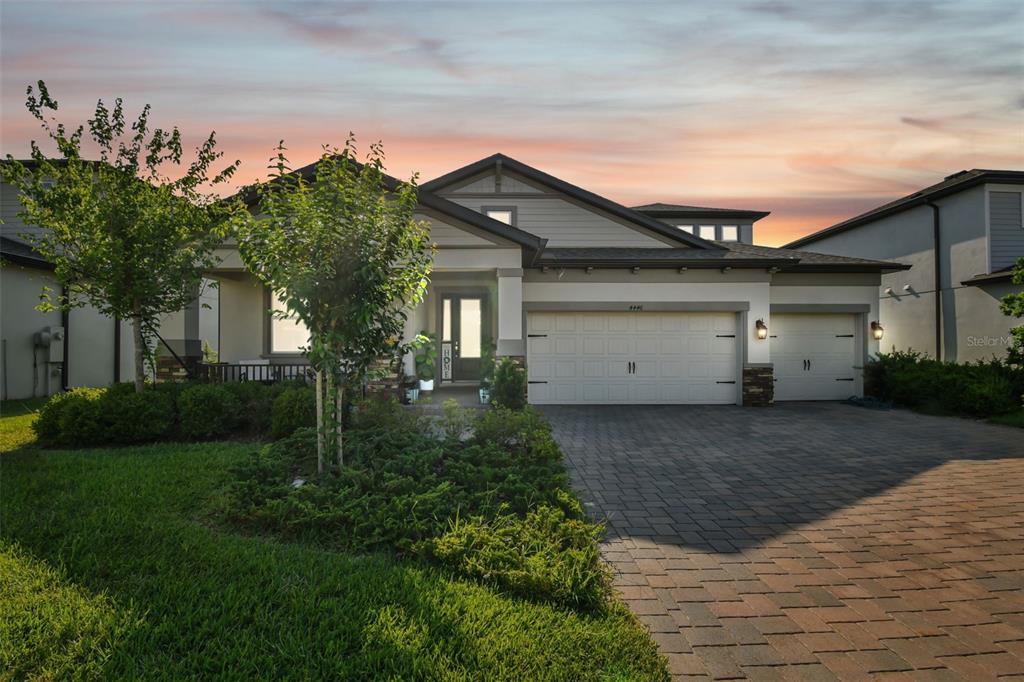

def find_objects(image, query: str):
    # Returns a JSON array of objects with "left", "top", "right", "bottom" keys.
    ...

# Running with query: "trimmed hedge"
[
  {"left": 271, "top": 387, "right": 317, "bottom": 440},
  {"left": 865, "top": 350, "right": 1024, "bottom": 417},
  {"left": 33, "top": 381, "right": 315, "bottom": 448}
]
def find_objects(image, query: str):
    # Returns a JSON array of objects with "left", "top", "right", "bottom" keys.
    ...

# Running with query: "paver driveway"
[{"left": 544, "top": 403, "right": 1024, "bottom": 681}]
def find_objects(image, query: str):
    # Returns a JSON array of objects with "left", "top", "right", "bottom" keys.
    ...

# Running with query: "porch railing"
[{"left": 196, "top": 362, "right": 313, "bottom": 384}]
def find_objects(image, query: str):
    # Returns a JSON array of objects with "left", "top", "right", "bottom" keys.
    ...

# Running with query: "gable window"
[
  {"left": 677, "top": 224, "right": 695, "bottom": 234},
  {"left": 270, "top": 291, "right": 310, "bottom": 354},
  {"left": 698, "top": 225, "right": 717, "bottom": 240},
  {"left": 720, "top": 225, "right": 739, "bottom": 242},
  {"left": 482, "top": 206, "right": 516, "bottom": 225}
]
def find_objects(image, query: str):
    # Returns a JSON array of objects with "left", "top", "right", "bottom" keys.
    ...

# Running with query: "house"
[
  {"left": 785, "top": 170, "right": 1024, "bottom": 363},
  {"left": 0, "top": 176, "right": 219, "bottom": 400},
  {"left": 207, "top": 153, "right": 907, "bottom": 405}
]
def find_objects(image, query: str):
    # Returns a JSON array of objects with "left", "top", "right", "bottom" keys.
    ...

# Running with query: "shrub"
[
  {"left": 271, "top": 387, "right": 316, "bottom": 440},
  {"left": 177, "top": 384, "right": 241, "bottom": 441},
  {"left": 490, "top": 357, "right": 527, "bottom": 410},
  {"left": 222, "top": 381, "right": 289, "bottom": 435},
  {"left": 221, "top": 399, "right": 594, "bottom": 609},
  {"left": 439, "top": 399, "right": 474, "bottom": 440},
  {"left": 102, "top": 387, "right": 176, "bottom": 444},
  {"left": 865, "top": 351, "right": 1024, "bottom": 417},
  {"left": 428, "top": 500, "right": 610, "bottom": 611},
  {"left": 33, "top": 388, "right": 107, "bottom": 447}
]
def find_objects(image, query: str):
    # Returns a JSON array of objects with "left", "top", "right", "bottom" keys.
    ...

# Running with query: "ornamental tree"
[
  {"left": 236, "top": 137, "right": 434, "bottom": 471},
  {"left": 1000, "top": 256, "right": 1024, "bottom": 363},
  {"left": 1, "top": 81, "right": 240, "bottom": 392}
]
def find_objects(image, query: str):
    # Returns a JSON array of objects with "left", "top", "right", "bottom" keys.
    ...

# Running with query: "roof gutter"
[{"left": 927, "top": 201, "right": 942, "bottom": 360}]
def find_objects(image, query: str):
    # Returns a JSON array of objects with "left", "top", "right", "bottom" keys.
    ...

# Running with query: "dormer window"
[
  {"left": 698, "top": 225, "right": 716, "bottom": 240},
  {"left": 483, "top": 207, "right": 515, "bottom": 225},
  {"left": 677, "top": 224, "right": 694, "bottom": 234},
  {"left": 720, "top": 225, "right": 739, "bottom": 242}
]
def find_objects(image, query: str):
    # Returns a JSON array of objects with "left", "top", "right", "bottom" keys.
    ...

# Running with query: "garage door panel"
[
  {"left": 773, "top": 314, "right": 859, "bottom": 401},
  {"left": 527, "top": 311, "right": 737, "bottom": 405}
]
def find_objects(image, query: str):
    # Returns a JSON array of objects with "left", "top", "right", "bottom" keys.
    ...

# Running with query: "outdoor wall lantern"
[
  {"left": 871, "top": 321, "right": 885, "bottom": 341},
  {"left": 755, "top": 319, "right": 768, "bottom": 340}
]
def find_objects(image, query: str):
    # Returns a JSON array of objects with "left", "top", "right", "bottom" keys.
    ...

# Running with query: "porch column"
[{"left": 496, "top": 268, "right": 524, "bottom": 357}]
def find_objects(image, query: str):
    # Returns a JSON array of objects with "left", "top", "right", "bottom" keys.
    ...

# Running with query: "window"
[
  {"left": 270, "top": 291, "right": 310, "bottom": 354},
  {"left": 720, "top": 225, "right": 739, "bottom": 242},
  {"left": 698, "top": 225, "right": 717, "bottom": 240},
  {"left": 483, "top": 207, "right": 515, "bottom": 225},
  {"left": 677, "top": 224, "right": 694, "bottom": 234}
]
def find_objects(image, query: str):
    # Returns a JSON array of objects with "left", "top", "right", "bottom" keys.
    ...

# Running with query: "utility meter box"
[{"left": 34, "top": 326, "right": 65, "bottom": 363}]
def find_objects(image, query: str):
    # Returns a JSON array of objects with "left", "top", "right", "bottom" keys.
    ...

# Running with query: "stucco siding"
[
  {"left": 989, "top": 190, "right": 1023, "bottom": 270},
  {"left": 217, "top": 275, "right": 265, "bottom": 362}
]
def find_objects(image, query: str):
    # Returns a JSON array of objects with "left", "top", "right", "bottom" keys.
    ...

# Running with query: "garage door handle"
[
  {"left": 835, "top": 378, "right": 854, "bottom": 382},
  {"left": 715, "top": 334, "right": 735, "bottom": 338},
  {"left": 527, "top": 334, "right": 547, "bottom": 338},
  {"left": 835, "top": 334, "right": 854, "bottom": 338},
  {"left": 716, "top": 381, "right": 736, "bottom": 384},
  {"left": 527, "top": 380, "right": 548, "bottom": 384}
]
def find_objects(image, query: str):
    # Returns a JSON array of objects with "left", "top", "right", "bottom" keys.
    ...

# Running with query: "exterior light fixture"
[
  {"left": 678, "top": 266, "right": 688, "bottom": 274},
  {"left": 755, "top": 319, "right": 768, "bottom": 340},
  {"left": 541, "top": 266, "right": 549, "bottom": 274},
  {"left": 585, "top": 266, "right": 594, "bottom": 275},
  {"left": 767, "top": 266, "right": 781, "bottom": 274},
  {"left": 871, "top": 321, "right": 884, "bottom": 340},
  {"left": 721, "top": 266, "right": 732, "bottom": 273},
  {"left": 884, "top": 287, "right": 894, "bottom": 296},
  {"left": 631, "top": 266, "right": 640, "bottom": 275}
]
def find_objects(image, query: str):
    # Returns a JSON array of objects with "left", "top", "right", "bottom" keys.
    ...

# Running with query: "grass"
[
  {"left": 0, "top": 398, "right": 46, "bottom": 452},
  {"left": 0, "top": 403, "right": 667, "bottom": 680}
]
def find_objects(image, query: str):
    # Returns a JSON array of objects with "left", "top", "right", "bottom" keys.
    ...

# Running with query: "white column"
[{"left": 496, "top": 268, "right": 524, "bottom": 357}]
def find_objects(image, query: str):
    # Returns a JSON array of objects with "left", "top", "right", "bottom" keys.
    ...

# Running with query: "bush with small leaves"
[
  {"left": 490, "top": 357, "right": 527, "bottom": 410},
  {"left": 177, "top": 384, "right": 242, "bottom": 440},
  {"left": 271, "top": 387, "right": 317, "bottom": 440}
]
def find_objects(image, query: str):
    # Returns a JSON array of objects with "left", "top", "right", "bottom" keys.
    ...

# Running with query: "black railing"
[{"left": 196, "top": 363, "right": 313, "bottom": 384}]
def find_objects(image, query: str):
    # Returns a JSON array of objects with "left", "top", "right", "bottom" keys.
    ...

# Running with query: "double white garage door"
[{"left": 526, "top": 311, "right": 858, "bottom": 405}]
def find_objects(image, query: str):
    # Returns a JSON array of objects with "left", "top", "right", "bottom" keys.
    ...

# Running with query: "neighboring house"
[
  {"left": 0, "top": 177, "right": 219, "bottom": 399},
  {"left": 207, "top": 153, "right": 906, "bottom": 405},
  {"left": 785, "top": 170, "right": 1024, "bottom": 363}
]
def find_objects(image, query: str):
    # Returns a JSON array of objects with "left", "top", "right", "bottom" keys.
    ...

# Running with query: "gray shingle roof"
[
  {"left": 536, "top": 243, "right": 908, "bottom": 272},
  {"left": 632, "top": 202, "right": 770, "bottom": 220}
]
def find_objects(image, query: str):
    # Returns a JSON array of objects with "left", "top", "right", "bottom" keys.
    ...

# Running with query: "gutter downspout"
[{"left": 927, "top": 201, "right": 942, "bottom": 361}]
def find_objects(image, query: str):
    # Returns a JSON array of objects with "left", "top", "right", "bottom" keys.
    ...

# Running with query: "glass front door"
[{"left": 441, "top": 295, "right": 484, "bottom": 381}]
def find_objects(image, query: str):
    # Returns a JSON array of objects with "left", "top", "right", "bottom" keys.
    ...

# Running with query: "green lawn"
[
  {"left": 0, "top": 403, "right": 667, "bottom": 680},
  {"left": 989, "top": 409, "right": 1024, "bottom": 428}
]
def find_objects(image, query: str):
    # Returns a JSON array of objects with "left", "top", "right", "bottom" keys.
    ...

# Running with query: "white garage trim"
[
  {"left": 771, "top": 303, "right": 870, "bottom": 313},
  {"left": 524, "top": 301, "right": 751, "bottom": 312},
  {"left": 527, "top": 311, "right": 740, "bottom": 405}
]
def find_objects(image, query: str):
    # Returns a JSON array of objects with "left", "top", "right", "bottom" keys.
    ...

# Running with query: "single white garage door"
[
  {"left": 772, "top": 313, "right": 858, "bottom": 401},
  {"left": 526, "top": 311, "right": 738, "bottom": 404}
]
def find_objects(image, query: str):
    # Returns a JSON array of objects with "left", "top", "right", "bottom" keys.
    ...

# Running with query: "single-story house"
[
  {"left": 206, "top": 153, "right": 908, "bottom": 405},
  {"left": 785, "top": 169, "right": 1024, "bottom": 363}
]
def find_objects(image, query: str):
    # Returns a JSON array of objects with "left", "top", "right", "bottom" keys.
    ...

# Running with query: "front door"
[{"left": 441, "top": 295, "right": 485, "bottom": 382}]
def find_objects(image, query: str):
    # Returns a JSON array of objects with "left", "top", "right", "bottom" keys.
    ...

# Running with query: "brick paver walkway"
[{"left": 545, "top": 403, "right": 1024, "bottom": 681}]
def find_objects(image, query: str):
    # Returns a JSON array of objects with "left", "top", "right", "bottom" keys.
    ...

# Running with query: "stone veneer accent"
[{"left": 742, "top": 364, "right": 774, "bottom": 407}]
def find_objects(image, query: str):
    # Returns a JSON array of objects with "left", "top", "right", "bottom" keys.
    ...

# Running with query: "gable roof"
[
  {"left": 785, "top": 169, "right": 1024, "bottom": 249},
  {"left": 235, "top": 156, "right": 546, "bottom": 253},
  {"left": 632, "top": 202, "right": 770, "bottom": 221},
  {"left": 422, "top": 153, "right": 722, "bottom": 250}
]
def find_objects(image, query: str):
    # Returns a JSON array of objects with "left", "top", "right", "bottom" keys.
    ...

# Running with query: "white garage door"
[
  {"left": 772, "top": 313, "right": 858, "bottom": 401},
  {"left": 526, "top": 311, "right": 738, "bottom": 404}
]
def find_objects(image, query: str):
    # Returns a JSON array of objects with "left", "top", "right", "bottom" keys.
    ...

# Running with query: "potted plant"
[
  {"left": 404, "top": 379, "right": 420, "bottom": 403},
  {"left": 414, "top": 332, "right": 437, "bottom": 392},
  {"left": 479, "top": 335, "right": 496, "bottom": 403}
]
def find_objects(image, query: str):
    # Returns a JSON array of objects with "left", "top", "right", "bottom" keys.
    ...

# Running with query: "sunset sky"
[{"left": 2, "top": 1, "right": 1021, "bottom": 245}]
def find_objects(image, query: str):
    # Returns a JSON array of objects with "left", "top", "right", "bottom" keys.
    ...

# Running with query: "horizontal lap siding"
[
  {"left": 990, "top": 191, "right": 1023, "bottom": 270},
  {"left": 446, "top": 196, "right": 667, "bottom": 248}
]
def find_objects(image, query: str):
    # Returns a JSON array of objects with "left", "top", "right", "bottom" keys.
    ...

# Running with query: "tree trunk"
[
  {"left": 131, "top": 311, "right": 145, "bottom": 393},
  {"left": 315, "top": 369, "right": 325, "bottom": 474},
  {"left": 336, "top": 382, "right": 344, "bottom": 468}
]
